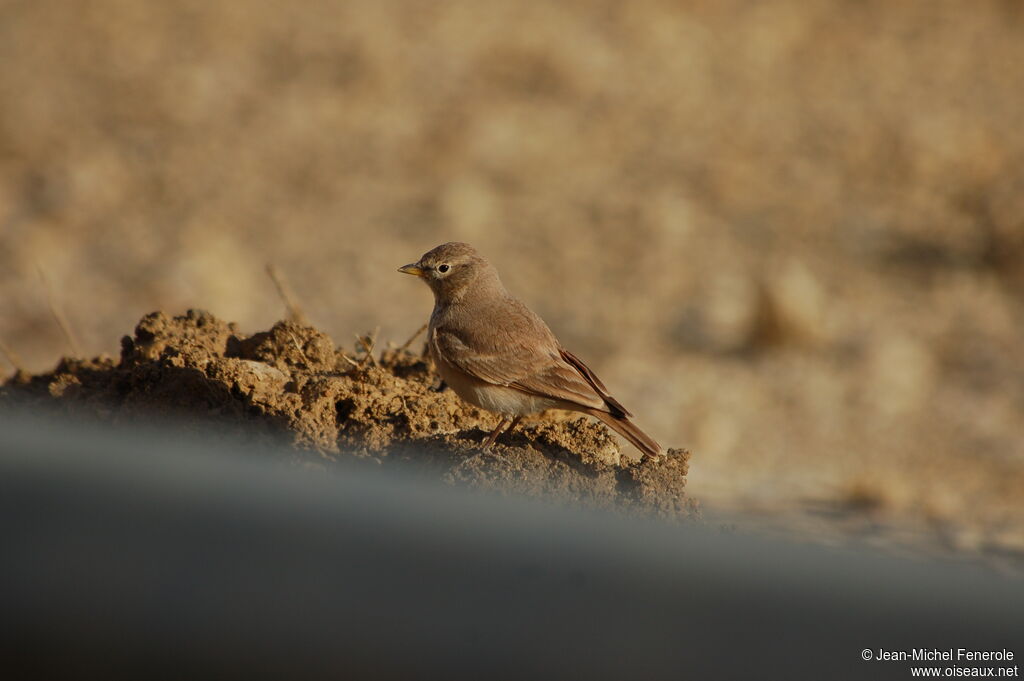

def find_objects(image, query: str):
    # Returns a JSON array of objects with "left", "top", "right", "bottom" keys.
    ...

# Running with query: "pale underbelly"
[{"left": 437, "top": 361, "right": 558, "bottom": 416}]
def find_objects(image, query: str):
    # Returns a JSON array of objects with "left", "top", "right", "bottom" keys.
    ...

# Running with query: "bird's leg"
[
  {"left": 482, "top": 417, "right": 509, "bottom": 449},
  {"left": 505, "top": 415, "right": 523, "bottom": 439},
  {"left": 482, "top": 415, "right": 523, "bottom": 449}
]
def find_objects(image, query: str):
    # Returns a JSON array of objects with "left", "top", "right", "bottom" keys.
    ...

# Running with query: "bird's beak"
[{"left": 398, "top": 263, "right": 425, "bottom": 277}]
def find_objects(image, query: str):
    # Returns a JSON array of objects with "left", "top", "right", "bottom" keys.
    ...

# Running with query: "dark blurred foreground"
[{"left": 0, "top": 411, "right": 1020, "bottom": 680}]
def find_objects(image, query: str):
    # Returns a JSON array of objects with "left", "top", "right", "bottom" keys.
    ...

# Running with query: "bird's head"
[{"left": 399, "top": 242, "right": 500, "bottom": 303}]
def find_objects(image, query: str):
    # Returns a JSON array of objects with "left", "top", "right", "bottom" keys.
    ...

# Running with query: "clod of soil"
[{"left": 1, "top": 310, "right": 693, "bottom": 517}]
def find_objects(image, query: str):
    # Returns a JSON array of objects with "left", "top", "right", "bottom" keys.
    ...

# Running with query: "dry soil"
[{"left": 0, "top": 309, "right": 694, "bottom": 517}]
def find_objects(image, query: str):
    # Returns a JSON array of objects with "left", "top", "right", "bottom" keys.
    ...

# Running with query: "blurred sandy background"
[{"left": 1, "top": 0, "right": 1022, "bottom": 560}]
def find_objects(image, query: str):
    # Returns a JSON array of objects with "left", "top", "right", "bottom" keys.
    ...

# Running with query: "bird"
[{"left": 399, "top": 241, "right": 663, "bottom": 459}]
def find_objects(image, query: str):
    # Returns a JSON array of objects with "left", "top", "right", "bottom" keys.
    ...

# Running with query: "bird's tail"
[{"left": 586, "top": 409, "right": 663, "bottom": 459}]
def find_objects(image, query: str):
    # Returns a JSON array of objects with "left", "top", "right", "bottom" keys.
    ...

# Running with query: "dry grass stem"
[
  {"left": 37, "top": 267, "right": 81, "bottom": 358},
  {"left": 398, "top": 323, "right": 428, "bottom": 353},
  {"left": 265, "top": 264, "right": 308, "bottom": 325},
  {"left": 355, "top": 327, "right": 380, "bottom": 368},
  {"left": 0, "top": 338, "right": 25, "bottom": 374},
  {"left": 286, "top": 330, "right": 312, "bottom": 366}
]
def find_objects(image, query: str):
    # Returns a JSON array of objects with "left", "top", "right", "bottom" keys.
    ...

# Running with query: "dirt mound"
[{"left": 1, "top": 310, "right": 693, "bottom": 517}]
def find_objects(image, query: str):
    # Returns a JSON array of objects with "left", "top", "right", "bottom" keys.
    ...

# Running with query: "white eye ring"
[{"left": 437, "top": 264, "right": 450, "bottom": 273}]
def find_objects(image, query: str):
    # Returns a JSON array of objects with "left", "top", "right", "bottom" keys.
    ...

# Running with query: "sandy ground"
[
  {"left": 0, "top": 0, "right": 1022, "bottom": 564},
  {"left": 1, "top": 310, "right": 694, "bottom": 517}
]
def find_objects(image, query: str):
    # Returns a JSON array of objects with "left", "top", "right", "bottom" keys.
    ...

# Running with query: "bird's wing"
[
  {"left": 431, "top": 299, "right": 612, "bottom": 412},
  {"left": 558, "top": 349, "right": 632, "bottom": 418}
]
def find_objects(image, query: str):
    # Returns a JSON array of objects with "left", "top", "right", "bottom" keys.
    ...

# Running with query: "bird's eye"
[{"left": 437, "top": 264, "right": 450, "bottom": 273}]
